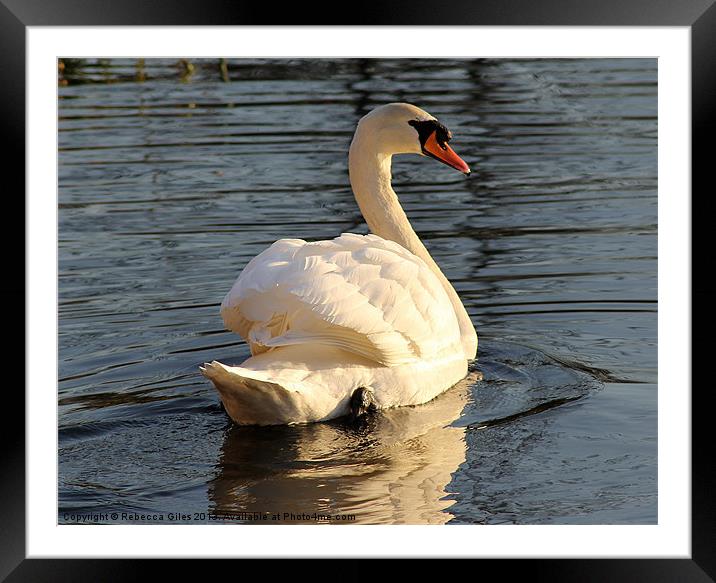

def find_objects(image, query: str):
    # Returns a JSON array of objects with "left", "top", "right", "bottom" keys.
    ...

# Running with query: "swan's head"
[{"left": 356, "top": 103, "right": 471, "bottom": 175}]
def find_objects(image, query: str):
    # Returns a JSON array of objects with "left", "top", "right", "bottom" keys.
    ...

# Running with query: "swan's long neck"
[{"left": 349, "top": 131, "right": 478, "bottom": 359}]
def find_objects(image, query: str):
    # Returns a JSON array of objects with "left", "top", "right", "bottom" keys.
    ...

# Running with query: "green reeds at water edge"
[{"left": 58, "top": 58, "right": 234, "bottom": 85}]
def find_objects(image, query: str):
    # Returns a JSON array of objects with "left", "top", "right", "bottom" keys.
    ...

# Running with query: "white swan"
[{"left": 201, "top": 103, "right": 478, "bottom": 425}]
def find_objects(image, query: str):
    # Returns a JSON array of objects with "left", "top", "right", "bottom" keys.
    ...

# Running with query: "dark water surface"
[{"left": 58, "top": 58, "right": 657, "bottom": 525}]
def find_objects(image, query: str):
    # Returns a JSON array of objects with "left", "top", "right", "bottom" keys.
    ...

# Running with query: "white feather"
[{"left": 221, "top": 233, "right": 461, "bottom": 365}]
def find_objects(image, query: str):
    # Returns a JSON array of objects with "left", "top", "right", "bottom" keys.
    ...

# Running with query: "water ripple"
[{"left": 58, "top": 58, "right": 657, "bottom": 525}]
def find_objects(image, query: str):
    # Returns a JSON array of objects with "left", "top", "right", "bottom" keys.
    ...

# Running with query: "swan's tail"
[{"left": 200, "top": 361, "right": 337, "bottom": 425}]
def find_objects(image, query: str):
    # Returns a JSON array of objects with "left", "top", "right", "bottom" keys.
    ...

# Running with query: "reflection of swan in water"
[{"left": 207, "top": 371, "right": 481, "bottom": 524}]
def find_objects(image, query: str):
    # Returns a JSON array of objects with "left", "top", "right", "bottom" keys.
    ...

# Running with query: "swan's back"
[{"left": 221, "top": 233, "right": 462, "bottom": 367}]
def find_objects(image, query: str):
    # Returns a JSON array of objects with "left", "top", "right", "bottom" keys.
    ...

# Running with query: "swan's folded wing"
[{"left": 220, "top": 233, "right": 461, "bottom": 366}]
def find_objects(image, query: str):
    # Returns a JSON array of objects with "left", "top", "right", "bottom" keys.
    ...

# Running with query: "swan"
[{"left": 201, "top": 103, "right": 478, "bottom": 425}]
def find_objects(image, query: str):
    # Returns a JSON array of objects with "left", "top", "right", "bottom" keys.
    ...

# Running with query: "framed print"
[{"left": 9, "top": 0, "right": 711, "bottom": 579}]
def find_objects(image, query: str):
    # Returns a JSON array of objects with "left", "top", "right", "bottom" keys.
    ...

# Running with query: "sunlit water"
[{"left": 58, "top": 58, "right": 657, "bottom": 524}]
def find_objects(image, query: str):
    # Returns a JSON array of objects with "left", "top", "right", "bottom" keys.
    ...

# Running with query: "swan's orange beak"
[{"left": 423, "top": 131, "right": 471, "bottom": 175}]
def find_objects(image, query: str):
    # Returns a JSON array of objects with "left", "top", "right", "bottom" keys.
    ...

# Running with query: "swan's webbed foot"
[{"left": 349, "top": 386, "right": 377, "bottom": 421}]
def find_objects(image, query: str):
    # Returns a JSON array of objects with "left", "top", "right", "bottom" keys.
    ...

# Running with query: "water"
[{"left": 58, "top": 58, "right": 657, "bottom": 525}]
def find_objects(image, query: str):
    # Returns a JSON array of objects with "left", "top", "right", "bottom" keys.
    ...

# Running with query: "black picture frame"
[{"left": 8, "top": 0, "right": 711, "bottom": 580}]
